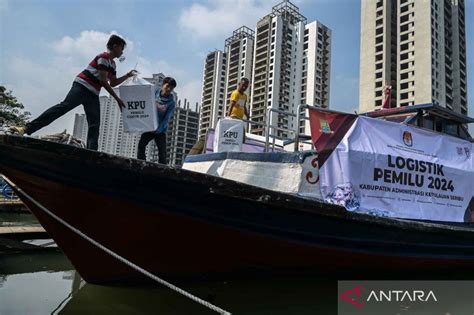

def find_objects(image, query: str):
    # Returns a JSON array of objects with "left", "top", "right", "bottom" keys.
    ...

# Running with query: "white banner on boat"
[
  {"left": 119, "top": 76, "right": 158, "bottom": 133},
  {"left": 312, "top": 113, "right": 474, "bottom": 222}
]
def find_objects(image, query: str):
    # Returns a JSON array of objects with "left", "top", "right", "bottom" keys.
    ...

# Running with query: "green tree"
[{"left": 0, "top": 86, "right": 31, "bottom": 126}]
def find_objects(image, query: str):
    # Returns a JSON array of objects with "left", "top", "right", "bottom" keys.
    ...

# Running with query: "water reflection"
[
  {"left": 58, "top": 273, "right": 336, "bottom": 315},
  {"left": 2, "top": 250, "right": 474, "bottom": 314},
  {"left": 1, "top": 212, "right": 473, "bottom": 314},
  {"left": 0, "top": 250, "right": 336, "bottom": 315}
]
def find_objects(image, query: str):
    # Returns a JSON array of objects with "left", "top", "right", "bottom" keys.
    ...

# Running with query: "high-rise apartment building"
[
  {"left": 250, "top": 1, "right": 331, "bottom": 138},
  {"left": 301, "top": 21, "right": 332, "bottom": 133},
  {"left": 72, "top": 113, "right": 88, "bottom": 144},
  {"left": 198, "top": 0, "right": 332, "bottom": 140},
  {"left": 98, "top": 94, "right": 122, "bottom": 155},
  {"left": 250, "top": 1, "right": 307, "bottom": 138},
  {"left": 359, "top": 0, "right": 467, "bottom": 114},
  {"left": 224, "top": 26, "right": 255, "bottom": 111},
  {"left": 162, "top": 99, "right": 199, "bottom": 166},
  {"left": 198, "top": 50, "right": 227, "bottom": 138}
]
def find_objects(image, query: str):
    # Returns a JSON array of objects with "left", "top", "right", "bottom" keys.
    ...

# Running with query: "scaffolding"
[
  {"left": 265, "top": 0, "right": 307, "bottom": 24},
  {"left": 224, "top": 26, "right": 255, "bottom": 47}
]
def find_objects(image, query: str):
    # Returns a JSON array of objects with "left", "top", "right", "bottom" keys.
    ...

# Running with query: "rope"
[{"left": 6, "top": 178, "right": 231, "bottom": 315}]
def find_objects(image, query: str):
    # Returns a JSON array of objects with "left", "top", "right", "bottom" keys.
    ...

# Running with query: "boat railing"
[
  {"left": 294, "top": 104, "right": 310, "bottom": 152},
  {"left": 240, "top": 112, "right": 295, "bottom": 152},
  {"left": 240, "top": 104, "right": 315, "bottom": 153},
  {"left": 265, "top": 108, "right": 298, "bottom": 152}
]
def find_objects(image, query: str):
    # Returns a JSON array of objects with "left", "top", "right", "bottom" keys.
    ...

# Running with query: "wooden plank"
[
  {"left": 0, "top": 226, "right": 45, "bottom": 235},
  {"left": 0, "top": 200, "right": 23, "bottom": 205}
]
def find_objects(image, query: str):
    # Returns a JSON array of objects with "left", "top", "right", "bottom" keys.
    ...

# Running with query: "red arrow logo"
[{"left": 340, "top": 285, "right": 365, "bottom": 309}]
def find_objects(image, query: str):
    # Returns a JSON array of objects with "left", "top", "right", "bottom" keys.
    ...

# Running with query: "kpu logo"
[
  {"left": 223, "top": 130, "right": 238, "bottom": 139},
  {"left": 127, "top": 100, "right": 146, "bottom": 110},
  {"left": 464, "top": 147, "right": 471, "bottom": 159},
  {"left": 456, "top": 146, "right": 471, "bottom": 159},
  {"left": 402, "top": 131, "right": 413, "bottom": 147}
]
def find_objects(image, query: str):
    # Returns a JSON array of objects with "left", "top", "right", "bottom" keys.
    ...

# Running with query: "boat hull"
[{"left": 1, "top": 135, "right": 474, "bottom": 284}]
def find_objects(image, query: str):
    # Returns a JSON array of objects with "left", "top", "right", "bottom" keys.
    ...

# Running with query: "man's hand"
[
  {"left": 126, "top": 70, "right": 137, "bottom": 78},
  {"left": 117, "top": 99, "right": 126, "bottom": 111}
]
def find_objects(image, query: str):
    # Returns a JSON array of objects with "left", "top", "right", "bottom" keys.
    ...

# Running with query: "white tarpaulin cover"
[
  {"left": 214, "top": 118, "right": 244, "bottom": 152},
  {"left": 119, "top": 76, "right": 157, "bottom": 133},
  {"left": 309, "top": 109, "right": 474, "bottom": 222}
]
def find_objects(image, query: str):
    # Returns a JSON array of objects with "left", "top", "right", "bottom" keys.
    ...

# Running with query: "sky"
[{"left": 0, "top": 0, "right": 473, "bottom": 136}]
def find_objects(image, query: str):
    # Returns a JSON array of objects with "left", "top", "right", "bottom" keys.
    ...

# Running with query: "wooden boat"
[{"left": 0, "top": 134, "right": 473, "bottom": 284}]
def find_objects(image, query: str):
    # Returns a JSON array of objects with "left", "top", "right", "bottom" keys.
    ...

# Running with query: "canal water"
[
  {"left": 0, "top": 212, "right": 473, "bottom": 314},
  {"left": 0, "top": 212, "right": 338, "bottom": 314}
]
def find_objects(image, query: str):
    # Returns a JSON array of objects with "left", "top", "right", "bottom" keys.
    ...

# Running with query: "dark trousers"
[
  {"left": 25, "top": 82, "right": 101, "bottom": 150},
  {"left": 137, "top": 132, "right": 167, "bottom": 164}
]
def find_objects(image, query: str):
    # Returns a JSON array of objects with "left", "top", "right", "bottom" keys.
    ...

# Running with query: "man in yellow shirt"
[{"left": 227, "top": 78, "right": 250, "bottom": 119}]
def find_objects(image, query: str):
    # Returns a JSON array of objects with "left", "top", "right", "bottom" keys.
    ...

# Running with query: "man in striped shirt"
[{"left": 10, "top": 34, "right": 135, "bottom": 150}]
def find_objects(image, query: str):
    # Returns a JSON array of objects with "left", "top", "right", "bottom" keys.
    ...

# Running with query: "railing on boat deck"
[
  {"left": 294, "top": 104, "right": 312, "bottom": 152},
  {"left": 241, "top": 104, "right": 313, "bottom": 153}
]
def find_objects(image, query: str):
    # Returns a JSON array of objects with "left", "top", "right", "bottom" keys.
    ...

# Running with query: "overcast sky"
[{"left": 0, "top": 0, "right": 473, "bottom": 135}]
